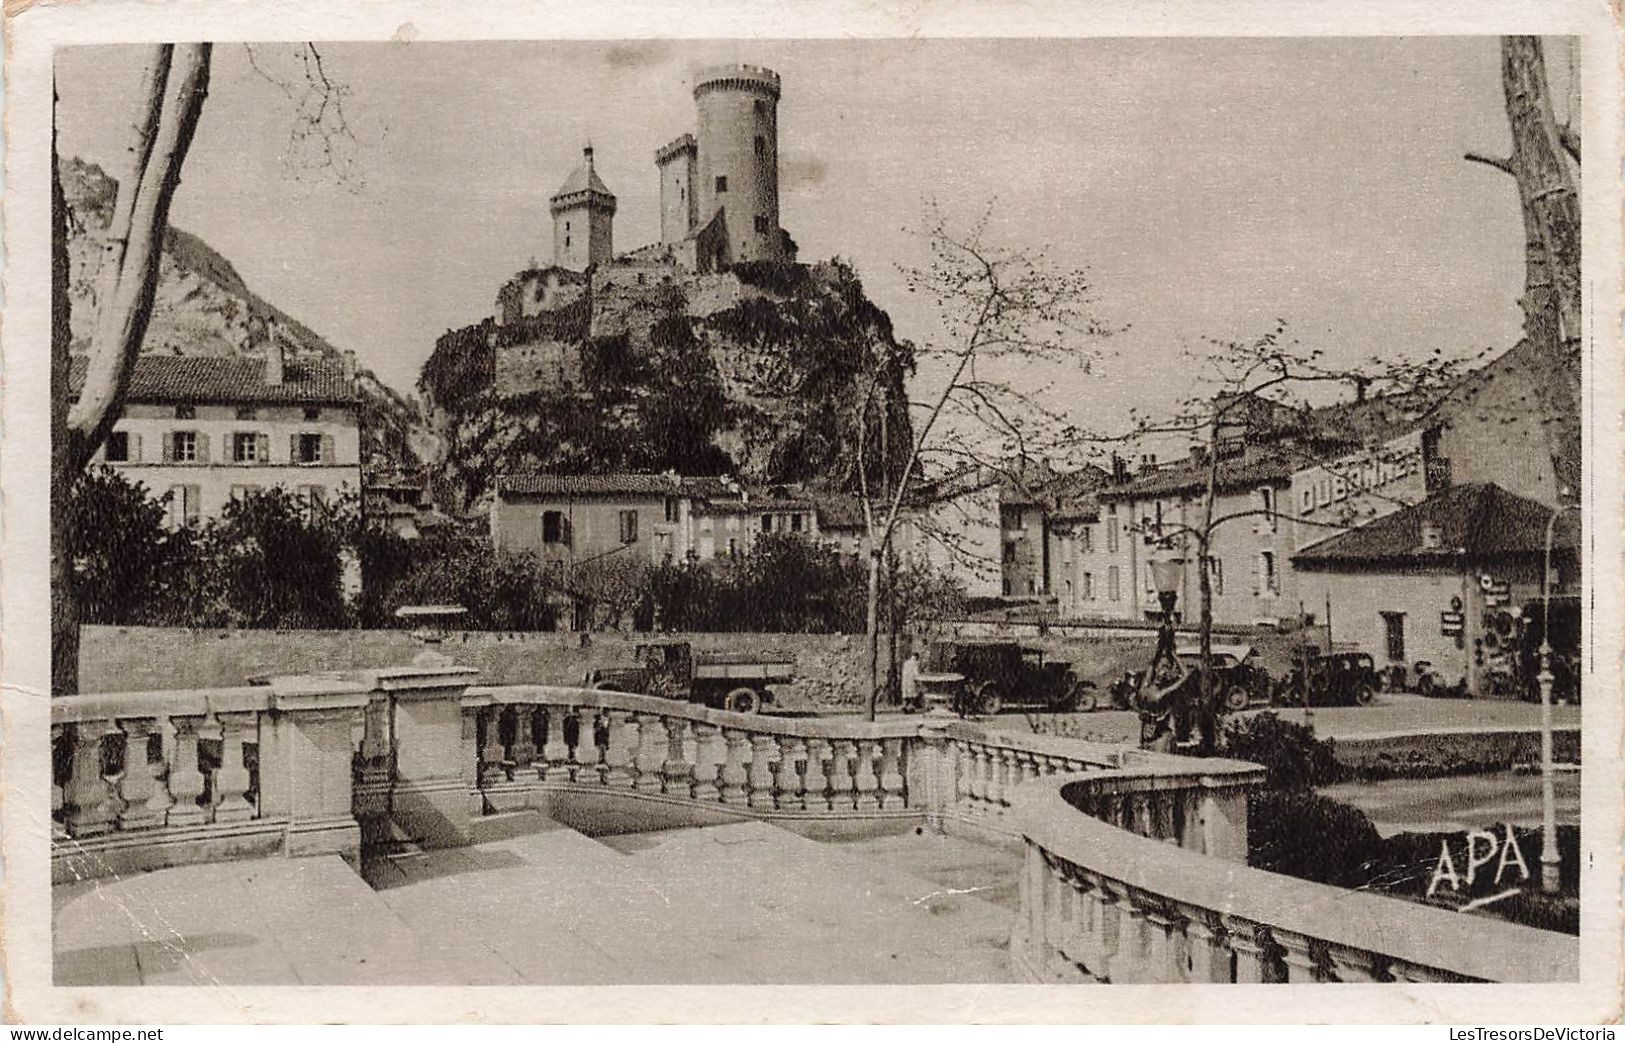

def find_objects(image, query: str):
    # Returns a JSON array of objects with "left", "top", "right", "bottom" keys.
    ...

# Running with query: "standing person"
[{"left": 900, "top": 648, "right": 921, "bottom": 711}]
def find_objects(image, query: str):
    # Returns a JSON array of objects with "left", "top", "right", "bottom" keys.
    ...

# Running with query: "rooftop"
[
  {"left": 68, "top": 354, "right": 356, "bottom": 406},
  {"left": 496, "top": 473, "right": 682, "bottom": 498},
  {"left": 1293, "top": 482, "right": 1580, "bottom": 566},
  {"left": 550, "top": 147, "right": 616, "bottom": 207}
]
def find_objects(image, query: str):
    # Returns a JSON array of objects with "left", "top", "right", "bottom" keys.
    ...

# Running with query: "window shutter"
[
  {"left": 196, "top": 433, "right": 210, "bottom": 464},
  {"left": 1250, "top": 554, "right": 1261, "bottom": 596},
  {"left": 562, "top": 517, "right": 573, "bottom": 547},
  {"left": 290, "top": 434, "right": 301, "bottom": 463},
  {"left": 257, "top": 432, "right": 270, "bottom": 463},
  {"left": 185, "top": 485, "right": 201, "bottom": 524},
  {"left": 321, "top": 434, "right": 334, "bottom": 464},
  {"left": 162, "top": 434, "right": 174, "bottom": 463}
]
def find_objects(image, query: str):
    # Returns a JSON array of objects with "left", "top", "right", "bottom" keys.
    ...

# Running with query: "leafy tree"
[
  {"left": 63, "top": 466, "right": 197, "bottom": 625},
  {"left": 368, "top": 529, "right": 562, "bottom": 632},
  {"left": 203, "top": 488, "right": 353, "bottom": 628}
]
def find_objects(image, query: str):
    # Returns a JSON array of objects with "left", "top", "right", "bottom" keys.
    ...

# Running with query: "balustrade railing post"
[
  {"left": 114, "top": 717, "right": 164, "bottom": 831},
  {"left": 260, "top": 675, "right": 373, "bottom": 858},
  {"left": 1176, "top": 905, "right": 1232, "bottom": 983},
  {"left": 878, "top": 738, "right": 905, "bottom": 810},
  {"left": 691, "top": 723, "right": 724, "bottom": 802},
  {"left": 1142, "top": 902, "right": 1179, "bottom": 984},
  {"left": 802, "top": 738, "right": 831, "bottom": 812},
  {"left": 634, "top": 714, "right": 667, "bottom": 794},
  {"left": 1326, "top": 943, "right": 1390, "bottom": 983},
  {"left": 572, "top": 710, "right": 605, "bottom": 784},
  {"left": 51, "top": 724, "right": 70, "bottom": 842},
  {"left": 828, "top": 740, "right": 857, "bottom": 810},
  {"left": 747, "top": 735, "right": 779, "bottom": 810},
  {"left": 719, "top": 729, "right": 751, "bottom": 806},
  {"left": 913, "top": 717, "right": 950, "bottom": 831},
  {"left": 775, "top": 737, "right": 807, "bottom": 810},
  {"left": 362, "top": 665, "right": 480, "bottom": 848},
  {"left": 603, "top": 711, "right": 637, "bottom": 789},
  {"left": 1222, "top": 916, "right": 1276, "bottom": 984},
  {"left": 964, "top": 744, "right": 987, "bottom": 816},
  {"left": 663, "top": 718, "right": 696, "bottom": 797},
  {"left": 1106, "top": 884, "right": 1148, "bottom": 983},
  {"left": 165, "top": 714, "right": 209, "bottom": 828},
  {"left": 212, "top": 711, "right": 258, "bottom": 823},
  {"left": 1274, "top": 929, "right": 1325, "bottom": 984},
  {"left": 64, "top": 719, "right": 117, "bottom": 837},
  {"left": 1198, "top": 774, "right": 1258, "bottom": 861},
  {"left": 511, "top": 706, "right": 540, "bottom": 775},
  {"left": 853, "top": 739, "right": 880, "bottom": 811},
  {"left": 984, "top": 746, "right": 1007, "bottom": 814}
]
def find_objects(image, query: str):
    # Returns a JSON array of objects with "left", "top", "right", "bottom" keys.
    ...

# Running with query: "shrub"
[
  {"left": 1221, "top": 711, "right": 1341, "bottom": 790},
  {"left": 64, "top": 466, "right": 199, "bottom": 625},
  {"left": 1247, "top": 789, "right": 1384, "bottom": 888}
]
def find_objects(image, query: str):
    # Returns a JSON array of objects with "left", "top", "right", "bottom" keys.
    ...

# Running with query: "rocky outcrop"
[
  {"left": 421, "top": 257, "right": 914, "bottom": 513},
  {"left": 60, "top": 157, "right": 421, "bottom": 471}
]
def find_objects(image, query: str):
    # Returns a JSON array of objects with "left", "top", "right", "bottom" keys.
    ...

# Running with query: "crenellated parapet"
[{"left": 693, "top": 64, "right": 782, "bottom": 100}]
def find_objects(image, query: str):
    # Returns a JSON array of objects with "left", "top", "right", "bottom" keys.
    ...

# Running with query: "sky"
[{"left": 54, "top": 37, "right": 1576, "bottom": 442}]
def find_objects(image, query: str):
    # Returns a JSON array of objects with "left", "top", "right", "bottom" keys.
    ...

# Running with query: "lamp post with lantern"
[
  {"left": 1136, "top": 544, "right": 1191, "bottom": 752},
  {"left": 1536, "top": 502, "right": 1577, "bottom": 894}
]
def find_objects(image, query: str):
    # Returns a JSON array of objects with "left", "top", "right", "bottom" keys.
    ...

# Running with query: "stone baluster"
[
  {"left": 1325, "top": 943, "right": 1390, "bottom": 983},
  {"left": 634, "top": 714, "right": 667, "bottom": 794},
  {"left": 1274, "top": 929, "right": 1326, "bottom": 984},
  {"left": 962, "top": 744, "right": 986, "bottom": 813},
  {"left": 572, "top": 710, "right": 605, "bottom": 784},
  {"left": 983, "top": 746, "right": 1006, "bottom": 811},
  {"left": 719, "top": 729, "right": 751, "bottom": 806},
  {"left": 853, "top": 739, "right": 880, "bottom": 811},
  {"left": 114, "top": 717, "right": 165, "bottom": 831},
  {"left": 827, "top": 740, "right": 857, "bottom": 810},
  {"left": 64, "top": 719, "right": 117, "bottom": 837},
  {"left": 602, "top": 711, "right": 637, "bottom": 789},
  {"left": 773, "top": 737, "right": 806, "bottom": 810},
  {"left": 509, "top": 705, "right": 539, "bottom": 777},
  {"left": 1222, "top": 916, "right": 1278, "bottom": 984},
  {"left": 359, "top": 697, "right": 394, "bottom": 785},
  {"left": 662, "top": 717, "right": 695, "bottom": 797},
  {"left": 1141, "top": 900, "right": 1180, "bottom": 984},
  {"left": 747, "top": 734, "right": 779, "bottom": 810},
  {"left": 1040, "top": 863, "right": 1075, "bottom": 976},
  {"left": 690, "top": 723, "right": 724, "bottom": 802},
  {"left": 1008, "top": 750, "right": 1031, "bottom": 792},
  {"left": 877, "top": 738, "right": 905, "bottom": 809},
  {"left": 1106, "top": 884, "right": 1148, "bottom": 983},
  {"left": 478, "top": 707, "right": 508, "bottom": 786},
  {"left": 212, "top": 711, "right": 259, "bottom": 822},
  {"left": 50, "top": 724, "right": 69, "bottom": 841},
  {"left": 801, "top": 738, "right": 831, "bottom": 811},
  {"left": 1086, "top": 880, "right": 1121, "bottom": 982},
  {"left": 1175, "top": 904, "right": 1233, "bottom": 983},
  {"left": 540, "top": 705, "right": 572, "bottom": 782},
  {"left": 165, "top": 714, "right": 209, "bottom": 827}
]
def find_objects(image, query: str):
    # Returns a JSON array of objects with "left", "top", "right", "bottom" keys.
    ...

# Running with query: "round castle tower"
[{"left": 693, "top": 64, "right": 783, "bottom": 264}]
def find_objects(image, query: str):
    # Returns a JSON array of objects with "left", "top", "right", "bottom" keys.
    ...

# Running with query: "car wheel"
[
  {"left": 1416, "top": 674, "right": 1436, "bottom": 697},
  {"left": 977, "top": 683, "right": 1004, "bottom": 716},
  {"left": 1073, "top": 685, "right": 1099, "bottom": 713},
  {"left": 725, "top": 687, "right": 761, "bottom": 714},
  {"left": 1222, "top": 684, "right": 1250, "bottom": 712},
  {"left": 1354, "top": 683, "right": 1376, "bottom": 706}
]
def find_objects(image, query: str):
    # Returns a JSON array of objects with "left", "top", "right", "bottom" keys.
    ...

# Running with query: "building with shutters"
[{"left": 72, "top": 345, "right": 361, "bottom": 527}]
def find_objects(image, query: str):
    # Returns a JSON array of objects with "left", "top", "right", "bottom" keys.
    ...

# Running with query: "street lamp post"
[
  {"left": 1136, "top": 546, "right": 1189, "bottom": 751},
  {"left": 1537, "top": 503, "right": 1576, "bottom": 894}
]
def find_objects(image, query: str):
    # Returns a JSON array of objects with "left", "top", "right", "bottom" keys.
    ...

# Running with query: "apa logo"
[{"left": 1426, "top": 823, "right": 1532, "bottom": 911}]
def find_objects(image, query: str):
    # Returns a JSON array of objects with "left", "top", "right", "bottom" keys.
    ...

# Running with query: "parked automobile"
[
  {"left": 926, "top": 639, "right": 1096, "bottom": 715},
  {"left": 1273, "top": 646, "right": 1379, "bottom": 707},
  {"left": 1173, "top": 643, "right": 1273, "bottom": 712},
  {"left": 585, "top": 641, "right": 795, "bottom": 714}
]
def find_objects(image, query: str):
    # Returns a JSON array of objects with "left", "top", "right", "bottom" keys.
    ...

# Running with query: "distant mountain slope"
[{"left": 60, "top": 156, "right": 422, "bottom": 472}]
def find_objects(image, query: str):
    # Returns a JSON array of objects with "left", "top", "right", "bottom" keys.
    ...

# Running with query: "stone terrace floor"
[{"left": 54, "top": 821, "right": 1022, "bottom": 986}]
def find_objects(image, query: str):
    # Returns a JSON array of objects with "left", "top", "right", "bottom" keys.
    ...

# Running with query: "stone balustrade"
[
  {"left": 50, "top": 675, "right": 373, "bottom": 882},
  {"left": 1011, "top": 770, "right": 1580, "bottom": 984}
]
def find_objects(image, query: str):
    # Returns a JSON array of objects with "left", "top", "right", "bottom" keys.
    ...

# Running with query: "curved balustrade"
[{"left": 1011, "top": 771, "right": 1580, "bottom": 984}]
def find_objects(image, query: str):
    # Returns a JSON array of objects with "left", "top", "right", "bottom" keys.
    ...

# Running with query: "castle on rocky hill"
[{"left": 547, "top": 63, "right": 793, "bottom": 275}]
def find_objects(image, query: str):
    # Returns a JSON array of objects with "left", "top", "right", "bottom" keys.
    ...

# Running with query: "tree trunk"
[
  {"left": 1196, "top": 419, "right": 1222, "bottom": 754},
  {"left": 864, "top": 547, "right": 881, "bottom": 721},
  {"left": 1501, "top": 37, "right": 1580, "bottom": 353},
  {"left": 51, "top": 44, "right": 212, "bottom": 694},
  {"left": 51, "top": 97, "right": 78, "bottom": 697}
]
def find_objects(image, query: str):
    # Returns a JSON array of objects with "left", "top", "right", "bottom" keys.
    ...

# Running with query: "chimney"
[
  {"left": 342, "top": 349, "right": 358, "bottom": 385},
  {"left": 1419, "top": 520, "right": 1442, "bottom": 551},
  {"left": 265, "top": 338, "right": 285, "bottom": 386}
]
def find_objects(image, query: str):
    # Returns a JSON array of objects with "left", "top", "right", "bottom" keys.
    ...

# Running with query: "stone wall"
[{"left": 79, "top": 625, "right": 900, "bottom": 708}]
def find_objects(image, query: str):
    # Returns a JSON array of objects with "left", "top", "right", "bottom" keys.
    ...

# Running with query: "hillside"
[
  {"left": 60, "top": 157, "right": 421, "bottom": 472},
  {"left": 420, "top": 257, "right": 915, "bottom": 511}
]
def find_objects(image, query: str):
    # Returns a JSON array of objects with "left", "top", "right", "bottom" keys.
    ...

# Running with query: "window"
[
  {"left": 1300, "top": 487, "right": 1314, "bottom": 514},
  {"left": 299, "top": 484, "right": 327, "bottom": 508},
  {"left": 755, "top": 135, "right": 765, "bottom": 156},
  {"left": 1080, "top": 526, "right": 1092, "bottom": 553},
  {"left": 171, "top": 431, "right": 199, "bottom": 463},
  {"left": 296, "top": 433, "right": 324, "bottom": 464},
  {"left": 175, "top": 405, "right": 195, "bottom": 420},
  {"left": 1259, "top": 488, "right": 1276, "bottom": 531},
  {"left": 761, "top": 514, "right": 773, "bottom": 533},
  {"left": 727, "top": 537, "right": 738, "bottom": 558},
  {"left": 1002, "top": 541, "right": 1017, "bottom": 564},
  {"left": 230, "top": 484, "right": 262, "bottom": 502},
  {"left": 236, "top": 406, "right": 258, "bottom": 421},
  {"left": 1382, "top": 611, "right": 1406, "bottom": 663},
  {"left": 1209, "top": 556, "right": 1225, "bottom": 596},
  {"left": 790, "top": 512, "right": 804, "bottom": 533},
  {"left": 1063, "top": 578, "right": 1073, "bottom": 604},
  {"left": 618, "top": 509, "right": 639, "bottom": 544},
  {"left": 1083, "top": 572, "right": 1094, "bottom": 600},
  {"left": 232, "top": 432, "right": 264, "bottom": 463},
  {"left": 754, "top": 215, "right": 769, "bottom": 234},
  {"left": 303, "top": 407, "right": 321, "bottom": 421},
  {"left": 1106, "top": 519, "right": 1119, "bottom": 554},
  {"left": 105, "top": 431, "right": 130, "bottom": 462},
  {"left": 167, "top": 484, "right": 201, "bottom": 527},
  {"left": 715, "top": 175, "right": 728, "bottom": 193},
  {"left": 1107, "top": 565, "right": 1121, "bottom": 602},
  {"left": 565, "top": 235, "right": 571, "bottom": 248},
  {"left": 542, "top": 510, "right": 567, "bottom": 545},
  {"left": 664, "top": 496, "right": 680, "bottom": 524},
  {"left": 1259, "top": 551, "right": 1278, "bottom": 595}
]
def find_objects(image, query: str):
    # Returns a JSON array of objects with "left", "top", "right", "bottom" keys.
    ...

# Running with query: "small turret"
[{"left": 550, "top": 145, "right": 616, "bottom": 270}]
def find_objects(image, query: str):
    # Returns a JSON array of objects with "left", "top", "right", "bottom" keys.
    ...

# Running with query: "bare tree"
[{"left": 852, "top": 204, "right": 1115, "bottom": 720}]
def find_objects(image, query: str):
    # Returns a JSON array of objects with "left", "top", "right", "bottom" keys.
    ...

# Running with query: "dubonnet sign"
[{"left": 1426, "top": 823, "right": 1534, "bottom": 911}]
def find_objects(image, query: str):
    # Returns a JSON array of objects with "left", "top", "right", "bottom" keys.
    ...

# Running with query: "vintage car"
[
  {"left": 585, "top": 641, "right": 795, "bottom": 714},
  {"left": 925, "top": 639, "right": 1097, "bottom": 716},
  {"left": 1273, "top": 646, "right": 1380, "bottom": 707},
  {"left": 1173, "top": 642, "right": 1273, "bottom": 712}
]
